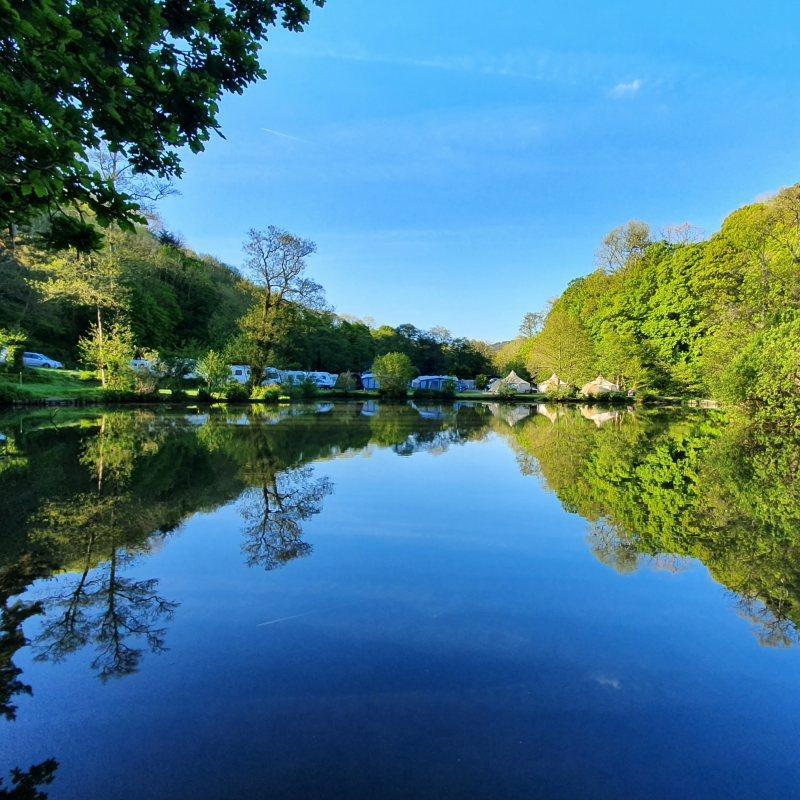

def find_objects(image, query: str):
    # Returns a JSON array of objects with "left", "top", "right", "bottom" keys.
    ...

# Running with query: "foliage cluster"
[{"left": 498, "top": 188, "right": 800, "bottom": 418}]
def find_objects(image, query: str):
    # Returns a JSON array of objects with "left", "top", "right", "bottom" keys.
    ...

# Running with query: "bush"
[
  {"left": 476, "top": 374, "right": 489, "bottom": 390},
  {"left": 170, "top": 389, "right": 188, "bottom": 401},
  {"left": 334, "top": 370, "right": 357, "bottom": 393},
  {"left": 195, "top": 388, "right": 213, "bottom": 402},
  {"left": 0, "top": 329, "right": 26, "bottom": 372},
  {"left": 196, "top": 349, "right": 230, "bottom": 393},
  {"left": 222, "top": 382, "right": 249, "bottom": 402},
  {"left": 496, "top": 382, "right": 519, "bottom": 400},
  {"left": 298, "top": 377, "right": 319, "bottom": 398},
  {"left": 78, "top": 370, "right": 97, "bottom": 382},
  {"left": 373, "top": 352, "right": 414, "bottom": 399},
  {"left": 250, "top": 384, "right": 282, "bottom": 403},
  {"left": 280, "top": 377, "right": 318, "bottom": 398}
]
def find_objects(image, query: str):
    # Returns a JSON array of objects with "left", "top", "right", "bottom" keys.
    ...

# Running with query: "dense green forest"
[
  {"left": 3, "top": 185, "right": 800, "bottom": 415},
  {"left": 0, "top": 225, "right": 493, "bottom": 379},
  {"left": 498, "top": 186, "right": 800, "bottom": 418}
]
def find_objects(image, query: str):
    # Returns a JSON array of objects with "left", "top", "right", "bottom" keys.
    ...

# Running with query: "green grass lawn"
[{"left": 0, "top": 367, "right": 103, "bottom": 401}]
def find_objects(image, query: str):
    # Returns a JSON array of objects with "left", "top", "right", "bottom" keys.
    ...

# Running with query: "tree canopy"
[
  {"left": 510, "top": 185, "right": 800, "bottom": 417},
  {"left": 0, "top": 0, "right": 323, "bottom": 249}
]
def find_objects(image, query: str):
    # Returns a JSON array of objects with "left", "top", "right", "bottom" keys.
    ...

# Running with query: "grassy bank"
[{"left": 0, "top": 368, "right": 103, "bottom": 403}]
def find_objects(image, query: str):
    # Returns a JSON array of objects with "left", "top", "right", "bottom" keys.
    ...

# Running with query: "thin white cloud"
[
  {"left": 279, "top": 44, "right": 655, "bottom": 89},
  {"left": 609, "top": 78, "right": 644, "bottom": 98},
  {"left": 594, "top": 675, "right": 622, "bottom": 690},
  {"left": 261, "top": 127, "right": 311, "bottom": 144}
]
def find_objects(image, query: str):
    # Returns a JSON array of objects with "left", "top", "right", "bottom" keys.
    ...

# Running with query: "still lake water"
[{"left": 1, "top": 401, "right": 799, "bottom": 799}]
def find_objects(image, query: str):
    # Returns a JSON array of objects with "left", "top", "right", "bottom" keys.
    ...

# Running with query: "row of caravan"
[
  {"left": 229, "top": 368, "right": 476, "bottom": 393},
  {"left": 229, "top": 366, "right": 339, "bottom": 389}
]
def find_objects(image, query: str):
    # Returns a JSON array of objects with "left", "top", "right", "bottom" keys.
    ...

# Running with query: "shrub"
[
  {"left": 476, "top": 374, "right": 489, "bottom": 390},
  {"left": 298, "top": 376, "right": 319, "bottom": 398},
  {"left": 0, "top": 330, "right": 26, "bottom": 372},
  {"left": 133, "top": 369, "right": 160, "bottom": 395},
  {"left": 79, "top": 321, "right": 136, "bottom": 389},
  {"left": 195, "top": 388, "right": 213, "bottom": 402},
  {"left": 334, "top": 370, "right": 357, "bottom": 393},
  {"left": 222, "top": 382, "right": 249, "bottom": 402},
  {"left": 373, "top": 352, "right": 414, "bottom": 399},
  {"left": 250, "top": 384, "right": 282, "bottom": 403},
  {"left": 280, "top": 377, "right": 318, "bottom": 398},
  {"left": 78, "top": 370, "right": 97, "bottom": 382},
  {"left": 496, "top": 382, "right": 519, "bottom": 400},
  {"left": 196, "top": 349, "right": 230, "bottom": 393}
]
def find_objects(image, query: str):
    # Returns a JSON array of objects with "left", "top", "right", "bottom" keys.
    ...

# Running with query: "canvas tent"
[
  {"left": 487, "top": 370, "right": 532, "bottom": 394},
  {"left": 580, "top": 375, "right": 620, "bottom": 396},
  {"left": 537, "top": 373, "right": 570, "bottom": 394}
]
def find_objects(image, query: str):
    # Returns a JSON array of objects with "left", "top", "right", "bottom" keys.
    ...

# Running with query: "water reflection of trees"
[
  {"left": 0, "top": 401, "right": 492, "bottom": 714},
  {"left": 32, "top": 544, "right": 177, "bottom": 681},
  {"left": 506, "top": 408, "right": 800, "bottom": 646},
  {"left": 0, "top": 758, "right": 58, "bottom": 799},
  {"left": 240, "top": 467, "right": 333, "bottom": 570}
]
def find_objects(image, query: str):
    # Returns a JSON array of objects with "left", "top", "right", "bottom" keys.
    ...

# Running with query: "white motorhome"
[
  {"left": 307, "top": 371, "right": 338, "bottom": 389},
  {"left": 229, "top": 365, "right": 251, "bottom": 385}
]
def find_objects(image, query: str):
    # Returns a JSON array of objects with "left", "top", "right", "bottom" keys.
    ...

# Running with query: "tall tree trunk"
[{"left": 97, "top": 305, "right": 106, "bottom": 388}]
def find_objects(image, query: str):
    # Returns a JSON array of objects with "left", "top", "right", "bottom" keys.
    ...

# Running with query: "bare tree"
[
  {"left": 595, "top": 220, "right": 652, "bottom": 272},
  {"left": 660, "top": 222, "right": 705, "bottom": 245},
  {"left": 518, "top": 311, "right": 544, "bottom": 339},
  {"left": 92, "top": 144, "right": 178, "bottom": 215},
  {"left": 239, "top": 226, "right": 325, "bottom": 385},
  {"left": 428, "top": 326, "right": 452, "bottom": 345}
]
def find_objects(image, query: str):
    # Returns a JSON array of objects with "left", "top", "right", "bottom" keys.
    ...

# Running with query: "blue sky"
[{"left": 159, "top": 0, "right": 800, "bottom": 342}]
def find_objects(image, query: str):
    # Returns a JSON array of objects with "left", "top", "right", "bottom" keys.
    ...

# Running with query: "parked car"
[{"left": 23, "top": 351, "right": 63, "bottom": 369}]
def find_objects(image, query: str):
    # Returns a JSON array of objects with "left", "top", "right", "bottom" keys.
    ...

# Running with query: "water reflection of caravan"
[
  {"left": 410, "top": 401, "right": 448, "bottom": 420},
  {"left": 360, "top": 400, "right": 379, "bottom": 416}
]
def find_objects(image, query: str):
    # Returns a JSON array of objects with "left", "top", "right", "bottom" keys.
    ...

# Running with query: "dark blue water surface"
[{"left": 1, "top": 402, "right": 799, "bottom": 799}]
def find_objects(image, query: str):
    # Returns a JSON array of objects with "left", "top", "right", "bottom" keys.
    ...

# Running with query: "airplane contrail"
[{"left": 261, "top": 127, "right": 311, "bottom": 144}]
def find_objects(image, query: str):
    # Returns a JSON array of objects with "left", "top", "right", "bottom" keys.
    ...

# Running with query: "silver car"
[{"left": 23, "top": 351, "right": 64, "bottom": 369}]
